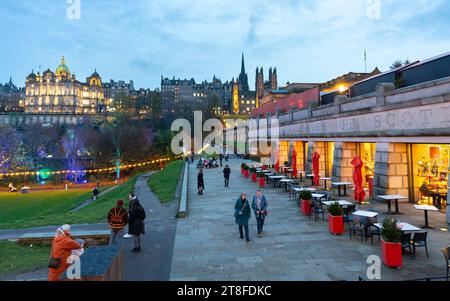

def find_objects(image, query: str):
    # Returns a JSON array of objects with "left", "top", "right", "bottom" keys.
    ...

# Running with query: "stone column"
[
  {"left": 373, "top": 143, "right": 409, "bottom": 197},
  {"left": 332, "top": 142, "right": 358, "bottom": 183}
]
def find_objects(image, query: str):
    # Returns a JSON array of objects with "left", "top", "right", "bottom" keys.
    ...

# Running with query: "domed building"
[{"left": 25, "top": 56, "right": 104, "bottom": 114}]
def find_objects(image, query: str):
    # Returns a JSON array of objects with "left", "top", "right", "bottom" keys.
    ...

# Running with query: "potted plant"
[
  {"left": 328, "top": 202, "right": 344, "bottom": 235},
  {"left": 250, "top": 167, "right": 257, "bottom": 182},
  {"left": 241, "top": 163, "right": 245, "bottom": 175},
  {"left": 380, "top": 217, "right": 403, "bottom": 268},
  {"left": 243, "top": 164, "right": 250, "bottom": 178},
  {"left": 258, "top": 172, "right": 266, "bottom": 188},
  {"left": 299, "top": 190, "right": 312, "bottom": 216}
]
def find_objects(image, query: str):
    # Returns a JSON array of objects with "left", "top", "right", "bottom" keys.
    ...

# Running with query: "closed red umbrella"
[
  {"left": 312, "top": 151, "right": 320, "bottom": 186},
  {"left": 351, "top": 155, "right": 366, "bottom": 203},
  {"left": 274, "top": 150, "right": 280, "bottom": 173},
  {"left": 292, "top": 149, "right": 298, "bottom": 178}
]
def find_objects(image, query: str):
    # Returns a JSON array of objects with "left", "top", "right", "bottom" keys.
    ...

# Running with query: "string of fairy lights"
[{"left": 1, "top": 156, "right": 183, "bottom": 178}]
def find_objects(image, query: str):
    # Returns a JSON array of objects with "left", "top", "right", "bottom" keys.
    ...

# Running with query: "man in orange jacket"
[{"left": 48, "top": 224, "right": 82, "bottom": 281}]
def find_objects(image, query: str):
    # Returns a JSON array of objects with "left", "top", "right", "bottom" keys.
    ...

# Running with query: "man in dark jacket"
[
  {"left": 197, "top": 169, "right": 205, "bottom": 195},
  {"left": 128, "top": 195, "right": 146, "bottom": 253},
  {"left": 223, "top": 165, "right": 231, "bottom": 187},
  {"left": 252, "top": 190, "right": 268, "bottom": 237},
  {"left": 107, "top": 200, "right": 129, "bottom": 246}
]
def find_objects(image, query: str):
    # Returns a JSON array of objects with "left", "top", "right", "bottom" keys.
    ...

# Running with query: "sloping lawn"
[
  {"left": 148, "top": 161, "right": 184, "bottom": 203},
  {"left": 0, "top": 190, "right": 91, "bottom": 229},
  {"left": 0, "top": 177, "right": 138, "bottom": 230},
  {"left": 0, "top": 241, "right": 50, "bottom": 276}
]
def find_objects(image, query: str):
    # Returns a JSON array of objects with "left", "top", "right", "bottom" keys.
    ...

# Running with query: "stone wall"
[
  {"left": 373, "top": 143, "right": 409, "bottom": 198},
  {"left": 332, "top": 142, "right": 358, "bottom": 183}
]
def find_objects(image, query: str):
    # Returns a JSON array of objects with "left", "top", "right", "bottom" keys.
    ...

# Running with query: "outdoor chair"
[
  {"left": 311, "top": 200, "right": 325, "bottom": 222},
  {"left": 442, "top": 247, "right": 449, "bottom": 279},
  {"left": 349, "top": 216, "right": 365, "bottom": 242},
  {"left": 400, "top": 233, "right": 413, "bottom": 259},
  {"left": 411, "top": 232, "right": 429, "bottom": 259},
  {"left": 343, "top": 205, "right": 356, "bottom": 227},
  {"left": 361, "top": 217, "right": 380, "bottom": 245}
]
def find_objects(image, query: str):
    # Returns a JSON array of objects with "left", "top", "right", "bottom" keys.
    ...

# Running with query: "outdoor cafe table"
[
  {"left": 279, "top": 178, "right": 293, "bottom": 192},
  {"left": 352, "top": 210, "right": 379, "bottom": 218},
  {"left": 378, "top": 195, "right": 408, "bottom": 215},
  {"left": 312, "top": 193, "right": 325, "bottom": 200},
  {"left": 320, "top": 177, "right": 332, "bottom": 190},
  {"left": 306, "top": 174, "right": 321, "bottom": 186},
  {"left": 269, "top": 175, "right": 286, "bottom": 188},
  {"left": 297, "top": 171, "right": 305, "bottom": 182},
  {"left": 374, "top": 222, "right": 421, "bottom": 233},
  {"left": 331, "top": 182, "right": 353, "bottom": 197},
  {"left": 414, "top": 205, "right": 439, "bottom": 229},
  {"left": 321, "top": 200, "right": 354, "bottom": 207}
]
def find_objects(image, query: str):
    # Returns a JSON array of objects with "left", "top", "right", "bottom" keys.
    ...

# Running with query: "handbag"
[{"left": 48, "top": 257, "right": 61, "bottom": 269}]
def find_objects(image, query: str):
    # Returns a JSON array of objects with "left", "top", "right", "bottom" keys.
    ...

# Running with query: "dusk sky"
[{"left": 1, "top": 0, "right": 450, "bottom": 89}]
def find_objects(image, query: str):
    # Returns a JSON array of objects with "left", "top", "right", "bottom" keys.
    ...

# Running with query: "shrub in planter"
[
  {"left": 243, "top": 164, "right": 250, "bottom": 178},
  {"left": 250, "top": 167, "right": 257, "bottom": 182},
  {"left": 380, "top": 217, "right": 403, "bottom": 268},
  {"left": 241, "top": 163, "right": 245, "bottom": 175},
  {"left": 328, "top": 202, "right": 344, "bottom": 235},
  {"left": 258, "top": 172, "right": 266, "bottom": 188},
  {"left": 300, "top": 190, "right": 312, "bottom": 216}
]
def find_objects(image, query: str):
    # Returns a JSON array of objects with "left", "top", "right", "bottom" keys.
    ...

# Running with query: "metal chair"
[
  {"left": 400, "top": 233, "right": 413, "bottom": 259},
  {"left": 311, "top": 200, "right": 325, "bottom": 222},
  {"left": 411, "top": 232, "right": 429, "bottom": 259},
  {"left": 442, "top": 247, "right": 449, "bottom": 279},
  {"left": 343, "top": 205, "right": 356, "bottom": 227},
  {"left": 349, "top": 216, "right": 364, "bottom": 242}
]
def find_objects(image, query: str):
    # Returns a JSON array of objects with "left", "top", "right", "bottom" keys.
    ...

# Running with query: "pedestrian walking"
[
  {"left": 219, "top": 154, "right": 223, "bottom": 167},
  {"left": 234, "top": 193, "right": 251, "bottom": 242},
  {"left": 107, "top": 200, "right": 129, "bottom": 246},
  {"left": 197, "top": 169, "right": 205, "bottom": 195},
  {"left": 92, "top": 184, "right": 100, "bottom": 200},
  {"left": 48, "top": 224, "right": 82, "bottom": 281},
  {"left": 128, "top": 195, "right": 146, "bottom": 253},
  {"left": 252, "top": 190, "right": 268, "bottom": 237},
  {"left": 223, "top": 165, "right": 231, "bottom": 187}
]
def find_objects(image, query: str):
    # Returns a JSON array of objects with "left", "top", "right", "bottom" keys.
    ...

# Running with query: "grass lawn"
[
  {"left": 0, "top": 177, "right": 138, "bottom": 230},
  {"left": 148, "top": 160, "right": 184, "bottom": 203},
  {"left": 0, "top": 241, "right": 50, "bottom": 276}
]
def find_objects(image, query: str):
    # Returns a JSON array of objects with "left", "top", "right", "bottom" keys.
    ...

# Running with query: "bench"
[{"left": 17, "top": 230, "right": 110, "bottom": 246}]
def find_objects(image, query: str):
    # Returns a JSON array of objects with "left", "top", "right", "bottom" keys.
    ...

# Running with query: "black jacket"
[
  {"left": 128, "top": 200, "right": 146, "bottom": 235},
  {"left": 223, "top": 167, "right": 231, "bottom": 178},
  {"left": 197, "top": 172, "right": 204, "bottom": 188}
]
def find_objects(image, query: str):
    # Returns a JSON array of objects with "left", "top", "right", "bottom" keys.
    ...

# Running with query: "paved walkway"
[
  {"left": 70, "top": 185, "right": 119, "bottom": 212},
  {"left": 123, "top": 172, "right": 179, "bottom": 281},
  {"left": 170, "top": 159, "right": 449, "bottom": 281}
]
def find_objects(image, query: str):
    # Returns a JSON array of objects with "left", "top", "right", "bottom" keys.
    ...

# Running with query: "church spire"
[{"left": 241, "top": 52, "right": 246, "bottom": 75}]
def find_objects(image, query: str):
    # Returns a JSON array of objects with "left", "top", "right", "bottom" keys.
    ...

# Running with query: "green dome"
[{"left": 55, "top": 56, "right": 70, "bottom": 75}]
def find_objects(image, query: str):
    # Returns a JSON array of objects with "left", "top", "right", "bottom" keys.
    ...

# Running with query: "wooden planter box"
[
  {"left": 301, "top": 199, "right": 312, "bottom": 216},
  {"left": 328, "top": 214, "right": 344, "bottom": 235},
  {"left": 381, "top": 239, "right": 403, "bottom": 268}
]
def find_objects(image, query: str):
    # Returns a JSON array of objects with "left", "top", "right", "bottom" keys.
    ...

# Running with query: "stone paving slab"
[{"left": 170, "top": 159, "right": 449, "bottom": 281}]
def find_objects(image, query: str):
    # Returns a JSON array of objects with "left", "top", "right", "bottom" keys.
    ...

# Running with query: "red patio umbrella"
[
  {"left": 274, "top": 150, "right": 280, "bottom": 173},
  {"left": 292, "top": 149, "right": 298, "bottom": 178},
  {"left": 351, "top": 155, "right": 366, "bottom": 203},
  {"left": 312, "top": 151, "right": 320, "bottom": 186}
]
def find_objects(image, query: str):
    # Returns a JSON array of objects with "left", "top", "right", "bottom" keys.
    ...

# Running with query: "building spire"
[{"left": 241, "top": 52, "right": 246, "bottom": 75}]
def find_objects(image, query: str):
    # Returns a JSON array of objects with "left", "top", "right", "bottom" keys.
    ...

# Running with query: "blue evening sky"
[{"left": 1, "top": 0, "right": 449, "bottom": 89}]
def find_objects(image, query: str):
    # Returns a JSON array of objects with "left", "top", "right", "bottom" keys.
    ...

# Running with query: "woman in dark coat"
[
  {"left": 234, "top": 193, "right": 251, "bottom": 242},
  {"left": 197, "top": 169, "right": 205, "bottom": 195},
  {"left": 128, "top": 195, "right": 146, "bottom": 252}
]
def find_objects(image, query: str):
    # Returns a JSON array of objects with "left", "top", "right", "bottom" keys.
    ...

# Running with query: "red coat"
[{"left": 48, "top": 235, "right": 81, "bottom": 281}]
